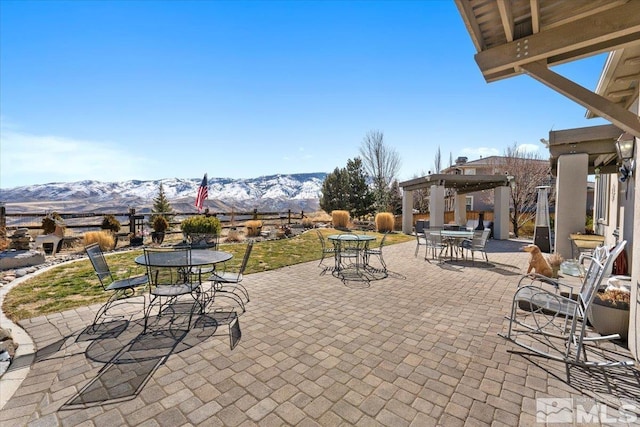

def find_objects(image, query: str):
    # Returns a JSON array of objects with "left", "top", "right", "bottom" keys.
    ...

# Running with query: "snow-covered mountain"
[{"left": 0, "top": 173, "right": 327, "bottom": 213}]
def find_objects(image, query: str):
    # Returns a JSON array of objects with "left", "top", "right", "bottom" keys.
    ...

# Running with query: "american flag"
[{"left": 195, "top": 173, "right": 208, "bottom": 212}]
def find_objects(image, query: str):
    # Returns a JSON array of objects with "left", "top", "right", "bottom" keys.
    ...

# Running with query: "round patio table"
[
  {"left": 134, "top": 249, "right": 232, "bottom": 267},
  {"left": 440, "top": 230, "right": 474, "bottom": 261},
  {"left": 327, "top": 234, "right": 376, "bottom": 271}
]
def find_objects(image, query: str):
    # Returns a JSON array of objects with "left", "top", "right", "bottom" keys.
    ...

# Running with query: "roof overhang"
[
  {"left": 548, "top": 124, "right": 622, "bottom": 176},
  {"left": 455, "top": 0, "right": 640, "bottom": 138},
  {"left": 399, "top": 174, "right": 509, "bottom": 194}
]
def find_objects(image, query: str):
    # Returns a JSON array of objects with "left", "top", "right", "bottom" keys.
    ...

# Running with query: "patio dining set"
[
  {"left": 414, "top": 226, "right": 491, "bottom": 264},
  {"left": 316, "top": 230, "right": 389, "bottom": 282},
  {"left": 84, "top": 240, "right": 253, "bottom": 349}
]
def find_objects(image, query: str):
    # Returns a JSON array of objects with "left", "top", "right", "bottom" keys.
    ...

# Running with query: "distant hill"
[{"left": 0, "top": 173, "right": 327, "bottom": 213}]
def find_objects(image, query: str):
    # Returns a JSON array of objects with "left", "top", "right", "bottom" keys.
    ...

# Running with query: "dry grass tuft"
[
  {"left": 375, "top": 212, "right": 395, "bottom": 233},
  {"left": 245, "top": 220, "right": 263, "bottom": 237},
  {"left": 83, "top": 231, "right": 115, "bottom": 251},
  {"left": 332, "top": 210, "right": 350, "bottom": 228}
]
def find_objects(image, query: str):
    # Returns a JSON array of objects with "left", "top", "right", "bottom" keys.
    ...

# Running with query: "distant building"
[{"left": 440, "top": 155, "right": 554, "bottom": 213}]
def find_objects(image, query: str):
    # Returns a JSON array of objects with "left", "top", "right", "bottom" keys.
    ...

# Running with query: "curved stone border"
[{"left": 0, "top": 259, "right": 83, "bottom": 410}]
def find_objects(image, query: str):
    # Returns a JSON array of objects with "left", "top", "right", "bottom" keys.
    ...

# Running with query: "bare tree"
[
  {"left": 411, "top": 170, "right": 430, "bottom": 213},
  {"left": 433, "top": 146, "right": 442, "bottom": 174},
  {"left": 359, "top": 130, "right": 401, "bottom": 212},
  {"left": 490, "top": 143, "right": 552, "bottom": 237}
]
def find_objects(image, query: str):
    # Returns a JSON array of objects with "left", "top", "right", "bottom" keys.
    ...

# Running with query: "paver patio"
[{"left": 1, "top": 239, "right": 638, "bottom": 426}]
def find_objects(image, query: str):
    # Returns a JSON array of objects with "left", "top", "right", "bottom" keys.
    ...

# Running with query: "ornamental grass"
[
  {"left": 82, "top": 231, "right": 115, "bottom": 251},
  {"left": 375, "top": 212, "right": 395, "bottom": 233},
  {"left": 245, "top": 220, "right": 263, "bottom": 237},
  {"left": 332, "top": 210, "right": 350, "bottom": 229}
]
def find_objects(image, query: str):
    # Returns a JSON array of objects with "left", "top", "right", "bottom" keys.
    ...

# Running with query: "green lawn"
[{"left": 3, "top": 229, "right": 413, "bottom": 322}]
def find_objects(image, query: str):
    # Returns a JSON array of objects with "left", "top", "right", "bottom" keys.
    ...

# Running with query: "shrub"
[
  {"left": 180, "top": 216, "right": 221, "bottom": 235},
  {"left": 375, "top": 212, "right": 394, "bottom": 233},
  {"left": 332, "top": 210, "right": 350, "bottom": 229},
  {"left": 152, "top": 216, "right": 169, "bottom": 232},
  {"left": 83, "top": 231, "right": 115, "bottom": 251},
  {"left": 245, "top": 220, "right": 263, "bottom": 237},
  {"left": 301, "top": 217, "right": 314, "bottom": 229},
  {"left": 100, "top": 215, "right": 121, "bottom": 232}
]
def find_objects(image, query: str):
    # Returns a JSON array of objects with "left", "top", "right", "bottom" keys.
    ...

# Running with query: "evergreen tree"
[
  {"left": 388, "top": 179, "right": 403, "bottom": 215},
  {"left": 151, "top": 183, "right": 174, "bottom": 224},
  {"left": 346, "top": 157, "right": 374, "bottom": 219},
  {"left": 319, "top": 167, "right": 350, "bottom": 213}
]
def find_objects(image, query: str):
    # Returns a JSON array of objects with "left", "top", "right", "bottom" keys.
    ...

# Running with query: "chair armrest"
[{"left": 517, "top": 274, "right": 576, "bottom": 299}]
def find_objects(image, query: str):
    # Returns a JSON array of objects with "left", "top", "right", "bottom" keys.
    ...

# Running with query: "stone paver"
[{"left": 1, "top": 238, "right": 639, "bottom": 426}]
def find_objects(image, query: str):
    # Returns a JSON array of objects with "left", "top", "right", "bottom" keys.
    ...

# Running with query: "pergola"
[{"left": 399, "top": 174, "right": 512, "bottom": 239}]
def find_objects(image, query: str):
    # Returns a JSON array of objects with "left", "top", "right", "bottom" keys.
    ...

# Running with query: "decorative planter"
[
  {"left": 188, "top": 233, "right": 218, "bottom": 249},
  {"left": 151, "top": 232, "right": 165, "bottom": 244},
  {"left": 587, "top": 303, "right": 629, "bottom": 339},
  {"left": 130, "top": 237, "right": 144, "bottom": 247},
  {"left": 42, "top": 242, "right": 54, "bottom": 255},
  {"left": 42, "top": 240, "right": 64, "bottom": 255}
]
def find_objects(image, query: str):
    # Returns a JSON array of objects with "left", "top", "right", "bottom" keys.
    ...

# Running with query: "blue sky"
[{"left": 0, "top": 0, "right": 608, "bottom": 189}]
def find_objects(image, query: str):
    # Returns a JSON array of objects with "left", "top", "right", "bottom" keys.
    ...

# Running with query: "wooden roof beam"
[
  {"left": 548, "top": 124, "right": 622, "bottom": 145},
  {"left": 530, "top": 0, "right": 540, "bottom": 34},
  {"left": 475, "top": 2, "right": 640, "bottom": 80},
  {"left": 548, "top": 140, "right": 617, "bottom": 157},
  {"left": 521, "top": 60, "right": 640, "bottom": 137},
  {"left": 497, "top": 0, "right": 514, "bottom": 42}
]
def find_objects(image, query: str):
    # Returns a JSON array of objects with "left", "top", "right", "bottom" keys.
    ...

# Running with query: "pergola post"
[
  {"left": 454, "top": 194, "right": 467, "bottom": 226},
  {"left": 402, "top": 189, "right": 414, "bottom": 234},
  {"left": 494, "top": 186, "right": 510, "bottom": 240},
  {"left": 430, "top": 185, "right": 445, "bottom": 227},
  {"left": 554, "top": 153, "right": 589, "bottom": 260}
]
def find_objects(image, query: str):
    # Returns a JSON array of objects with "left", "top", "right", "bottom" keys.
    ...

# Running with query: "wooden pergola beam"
[
  {"left": 474, "top": 2, "right": 640, "bottom": 81},
  {"left": 521, "top": 61, "right": 640, "bottom": 137}
]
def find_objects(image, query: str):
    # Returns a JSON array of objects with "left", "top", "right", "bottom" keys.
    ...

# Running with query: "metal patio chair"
[
  {"left": 207, "top": 240, "right": 253, "bottom": 313},
  {"left": 425, "top": 229, "right": 447, "bottom": 262},
  {"left": 414, "top": 230, "right": 428, "bottom": 258},
  {"left": 85, "top": 243, "right": 148, "bottom": 330},
  {"left": 143, "top": 247, "right": 203, "bottom": 333},
  {"left": 364, "top": 232, "right": 388, "bottom": 272},
  {"left": 316, "top": 229, "right": 336, "bottom": 267},
  {"left": 459, "top": 228, "right": 491, "bottom": 264}
]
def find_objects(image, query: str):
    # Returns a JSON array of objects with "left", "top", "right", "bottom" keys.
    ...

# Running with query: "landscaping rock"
[
  {"left": 0, "top": 339, "right": 17, "bottom": 358},
  {"left": 0, "top": 327, "right": 11, "bottom": 341}
]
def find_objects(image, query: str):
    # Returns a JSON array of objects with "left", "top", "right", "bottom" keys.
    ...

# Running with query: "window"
[
  {"left": 466, "top": 196, "right": 473, "bottom": 211},
  {"left": 464, "top": 168, "right": 476, "bottom": 175}
]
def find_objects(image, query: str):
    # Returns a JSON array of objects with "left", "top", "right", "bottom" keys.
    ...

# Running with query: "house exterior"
[{"left": 455, "top": 1, "right": 640, "bottom": 360}]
